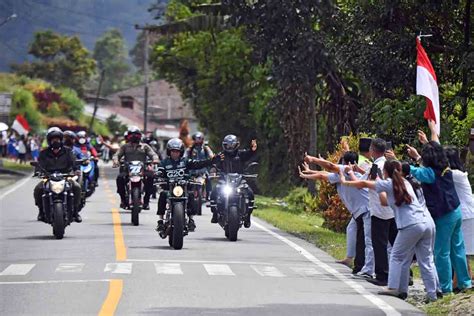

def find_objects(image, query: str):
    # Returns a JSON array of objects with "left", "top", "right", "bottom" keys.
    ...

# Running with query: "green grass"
[
  {"left": 1, "top": 159, "right": 33, "bottom": 172},
  {"left": 254, "top": 195, "right": 347, "bottom": 260}
]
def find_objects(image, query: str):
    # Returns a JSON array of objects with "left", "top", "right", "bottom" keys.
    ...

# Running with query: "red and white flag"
[
  {"left": 11, "top": 114, "right": 30, "bottom": 135},
  {"left": 416, "top": 37, "right": 440, "bottom": 135}
]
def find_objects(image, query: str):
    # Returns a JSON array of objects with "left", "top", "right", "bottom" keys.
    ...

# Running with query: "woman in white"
[{"left": 445, "top": 146, "right": 473, "bottom": 285}]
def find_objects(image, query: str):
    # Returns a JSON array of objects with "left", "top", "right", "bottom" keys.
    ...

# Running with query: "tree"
[
  {"left": 12, "top": 31, "right": 96, "bottom": 95},
  {"left": 93, "top": 29, "right": 131, "bottom": 95}
]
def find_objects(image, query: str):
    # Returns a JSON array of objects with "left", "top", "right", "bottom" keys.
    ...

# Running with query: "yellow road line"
[
  {"left": 98, "top": 279, "right": 123, "bottom": 316},
  {"left": 112, "top": 209, "right": 127, "bottom": 261},
  {"left": 98, "top": 167, "right": 126, "bottom": 316}
]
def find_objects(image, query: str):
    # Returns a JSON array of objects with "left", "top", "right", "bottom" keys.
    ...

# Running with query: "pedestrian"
[
  {"left": 302, "top": 151, "right": 374, "bottom": 279},
  {"left": 339, "top": 160, "right": 439, "bottom": 302},
  {"left": 0, "top": 132, "right": 7, "bottom": 157},
  {"left": 30, "top": 135, "right": 40, "bottom": 162},
  {"left": 365, "top": 139, "right": 397, "bottom": 286},
  {"left": 444, "top": 146, "right": 474, "bottom": 286},
  {"left": 7, "top": 134, "right": 17, "bottom": 160},
  {"left": 16, "top": 135, "right": 27, "bottom": 164},
  {"left": 407, "top": 120, "right": 472, "bottom": 294}
]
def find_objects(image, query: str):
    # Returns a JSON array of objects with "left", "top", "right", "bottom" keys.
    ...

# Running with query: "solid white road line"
[
  {"left": 203, "top": 264, "right": 235, "bottom": 276},
  {"left": 0, "top": 175, "right": 32, "bottom": 200},
  {"left": 0, "top": 279, "right": 111, "bottom": 285},
  {"left": 290, "top": 266, "right": 323, "bottom": 277},
  {"left": 253, "top": 220, "right": 401, "bottom": 316},
  {"left": 55, "top": 263, "right": 85, "bottom": 273},
  {"left": 104, "top": 263, "right": 132, "bottom": 274},
  {"left": 154, "top": 263, "right": 183, "bottom": 275},
  {"left": 251, "top": 265, "right": 285, "bottom": 277},
  {"left": 0, "top": 264, "right": 35, "bottom": 276}
]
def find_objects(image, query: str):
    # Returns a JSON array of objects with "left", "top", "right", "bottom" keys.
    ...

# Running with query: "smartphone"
[
  {"left": 369, "top": 164, "right": 378, "bottom": 180},
  {"left": 386, "top": 141, "right": 393, "bottom": 151}
]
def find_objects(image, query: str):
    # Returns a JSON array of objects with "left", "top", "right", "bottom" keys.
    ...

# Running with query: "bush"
[
  {"left": 59, "top": 88, "right": 84, "bottom": 119},
  {"left": 10, "top": 88, "right": 43, "bottom": 132}
]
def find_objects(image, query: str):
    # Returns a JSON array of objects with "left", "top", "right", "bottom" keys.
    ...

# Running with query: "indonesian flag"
[
  {"left": 416, "top": 37, "right": 440, "bottom": 135},
  {"left": 11, "top": 114, "right": 30, "bottom": 135}
]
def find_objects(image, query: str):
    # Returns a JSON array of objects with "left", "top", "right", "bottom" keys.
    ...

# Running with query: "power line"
[{"left": 26, "top": 0, "right": 136, "bottom": 27}]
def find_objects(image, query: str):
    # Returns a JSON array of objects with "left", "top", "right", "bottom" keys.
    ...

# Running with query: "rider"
[
  {"left": 156, "top": 138, "right": 219, "bottom": 233},
  {"left": 185, "top": 132, "right": 214, "bottom": 199},
  {"left": 112, "top": 126, "right": 159, "bottom": 210},
  {"left": 33, "top": 127, "right": 82, "bottom": 222},
  {"left": 75, "top": 131, "right": 99, "bottom": 186},
  {"left": 210, "top": 135, "right": 257, "bottom": 227},
  {"left": 64, "top": 130, "right": 83, "bottom": 160}
]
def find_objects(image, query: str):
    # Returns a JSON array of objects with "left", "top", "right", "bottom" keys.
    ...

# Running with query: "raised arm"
[
  {"left": 338, "top": 168, "right": 376, "bottom": 190},
  {"left": 427, "top": 119, "right": 439, "bottom": 143},
  {"left": 304, "top": 153, "right": 339, "bottom": 173},
  {"left": 298, "top": 166, "right": 330, "bottom": 181}
]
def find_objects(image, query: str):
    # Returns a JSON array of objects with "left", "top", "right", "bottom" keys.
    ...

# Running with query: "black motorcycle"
[
  {"left": 211, "top": 163, "right": 258, "bottom": 241},
  {"left": 31, "top": 162, "right": 76, "bottom": 239},
  {"left": 155, "top": 168, "right": 200, "bottom": 250},
  {"left": 121, "top": 160, "right": 145, "bottom": 226}
]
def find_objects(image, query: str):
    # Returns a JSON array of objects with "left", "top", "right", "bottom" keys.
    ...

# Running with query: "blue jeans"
[{"left": 434, "top": 207, "right": 472, "bottom": 292}]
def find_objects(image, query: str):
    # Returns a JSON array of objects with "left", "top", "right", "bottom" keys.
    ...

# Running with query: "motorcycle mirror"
[{"left": 245, "top": 162, "right": 259, "bottom": 172}]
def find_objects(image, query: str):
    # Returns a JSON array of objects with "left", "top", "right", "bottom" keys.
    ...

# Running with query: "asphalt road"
[{"left": 0, "top": 165, "right": 423, "bottom": 315}]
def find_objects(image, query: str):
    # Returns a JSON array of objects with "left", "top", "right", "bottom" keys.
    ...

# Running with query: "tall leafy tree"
[
  {"left": 93, "top": 29, "right": 131, "bottom": 95},
  {"left": 12, "top": 30, "right": 96, "bottom": 95}
]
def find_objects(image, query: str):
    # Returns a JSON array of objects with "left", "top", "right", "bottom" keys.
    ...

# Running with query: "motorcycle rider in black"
[
  {"left": 156, "top": 138, "right": 219, "bottom": 233},
  {"left": 112, "top": 126, "right": 159, "bottom": 210},
  {"left": 33, "top": 127, "right": 82, "bottom": 222},
  {"left": 184, "top": 132, "right": 214, "bottom": 199},
  {"left": 210, "top": 135, "right": 257, "bottom": 227}
]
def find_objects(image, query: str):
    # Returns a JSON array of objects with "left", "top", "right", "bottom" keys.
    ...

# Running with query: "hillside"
[{"left": 0, "top": 0, "right": 166, "bottom": 71}]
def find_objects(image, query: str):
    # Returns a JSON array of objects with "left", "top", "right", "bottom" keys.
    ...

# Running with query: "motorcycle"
[
  {"left": 190, "top": 173, "right": 207, "bottom": 215},
  {"left": 80, "top": 151, "right": 96, "bottom": 199},
  {"left": 155, "top": 167, "right": 201, "bottom": 250},
  {"left": 210, "top": 162, "right": 258, "bottom": 241},
  {"left": 31, "top": 161, "right": 77, "bottom": 239},
  {"left": 121, "top": 160, "right": 146, "bottom": 226}
]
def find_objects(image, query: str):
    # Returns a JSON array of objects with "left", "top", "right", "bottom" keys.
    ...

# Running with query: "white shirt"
[
  {"left": 17, "top": 140, "right": 26, "bottom": 154},
  {"left": 367, "top": 156, "right": 395, "bottom": 220},
  {"left": 451, "top": 169, "right": 474, "bottom": 220}
]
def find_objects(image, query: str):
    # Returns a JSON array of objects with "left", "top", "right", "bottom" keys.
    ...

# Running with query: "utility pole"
[
  {"left": 143, "top": 29, "right": 149, "bottom": 133},
  {"left": 89, "top": 70, "right": 105, "bottom": 132},
  {"left": 135, "top": 25, "right": 150, "bottom": 133}
]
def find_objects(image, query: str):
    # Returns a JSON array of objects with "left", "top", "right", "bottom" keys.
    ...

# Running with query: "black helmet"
[
  {"left": 192, "top": 131, "right": 204, "bottom": 141},
  {"left": 64, "top": 130, "right": 77, "bottom": 139},
  {"left": 46, "top": 127, "right": 63, "bottom": 148},
  {"left": 222, "top": 134, "right": 239, "bottom": 153},
  {"left": 166, "top": 138, "right": 185, "bottom": 157}
]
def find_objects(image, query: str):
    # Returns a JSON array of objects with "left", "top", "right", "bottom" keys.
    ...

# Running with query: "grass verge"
[
  {"left": 1, "top": 159, "right": 33, "bottom": 173},
  {"left": 254, "top": 196, "right": 346, "bottom": 261}
]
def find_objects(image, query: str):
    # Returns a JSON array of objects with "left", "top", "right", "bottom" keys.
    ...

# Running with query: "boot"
[
  {"left": 211, "top": 212, "right": 218, "bottom": 223},
  {"left": 188, "top": 218, "right": 196, "bottom": 232}
]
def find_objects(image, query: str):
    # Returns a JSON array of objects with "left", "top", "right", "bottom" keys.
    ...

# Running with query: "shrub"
[
  {"left": 59, "top": 88, "right": 84, "bottom": 119},
  {"left": 10, "top": 88, "right": 43, "bottom": 132}
]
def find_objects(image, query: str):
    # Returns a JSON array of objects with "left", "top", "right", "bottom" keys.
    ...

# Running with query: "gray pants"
[
  {"left": 346, "top": 217, "right": 357, "bottom": 258},
  {"left": 388, "top": 221, "right": 438, "bottom": 299},
  {"left": 360, "top": 212, "right": 374, "bottom": 275}
]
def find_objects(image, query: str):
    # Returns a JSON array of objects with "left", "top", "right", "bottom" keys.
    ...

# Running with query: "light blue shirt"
[
  {"left": 328, "top": 165, "right": 369, "bottom": 219},
  {"left": 375, "top": 178, "right": 427, "bottom": 229}
]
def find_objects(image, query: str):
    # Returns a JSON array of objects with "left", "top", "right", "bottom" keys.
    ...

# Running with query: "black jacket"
[
  {"left": 214, "top": 149, "right": 256, "bottom": 174},
  {"left": 38, "top": 147, "right": 78, "bottom": 173},
  {"left": 160, "top": 157, "right": 215, "bottom": 179}
]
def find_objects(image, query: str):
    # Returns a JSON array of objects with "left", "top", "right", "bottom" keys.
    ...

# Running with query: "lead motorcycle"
[
  {"left": 31, "top": 161, "right": 77, "bottom": 239},
  {"left": 210, "top": 162, "right": 258, "bottom": 241},
  {"left": 155, "top": 167, "right": 201, "bottom": 250},
  {"left": 120, "top": 160, "right": 148, "bottom": 226}
]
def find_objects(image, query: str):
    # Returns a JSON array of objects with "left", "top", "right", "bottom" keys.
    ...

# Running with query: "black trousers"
[
  {"left": 371, "top": 216, "right": 398, "bottom": 282},
  {"left": 353, "top": 213, "right": 366, "bottom": 274},
  {"left": 116, "top": 170, "right": 154, "bottom": 205}
]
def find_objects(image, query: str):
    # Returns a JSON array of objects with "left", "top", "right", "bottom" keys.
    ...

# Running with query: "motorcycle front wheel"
[
  {"left": 227, "top": 205, "right": 239, "bottom": 242},
  {"left": 52, "top": 202, "right": 65, "bottom": 239},
  {"left": 171, "top": 202, "right": 185, "bottom": 250},
  {"left": 131, "top": 187, "right": 141, "bottom": 226}
]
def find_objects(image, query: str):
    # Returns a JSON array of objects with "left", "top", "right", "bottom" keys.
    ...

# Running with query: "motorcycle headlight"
[
  {"left": 173, "top": 186, "right": 184, "bottom": 197},
  {"left": 223, "top": 185, "right": 233, "bottom": 196},
  {"left": 50, "top": 180, "right": 66, "bottom": 194}
]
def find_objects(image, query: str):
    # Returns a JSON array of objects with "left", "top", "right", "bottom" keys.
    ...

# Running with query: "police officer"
[
  {"left": 112, "top": 126, "right": 159, "bottom": 210},
  {"left": 33, "top": 127, "right": 82, "bottom": 222},
  {"left": 210, "top": 135, "right": 257, "bottom": 227}
]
